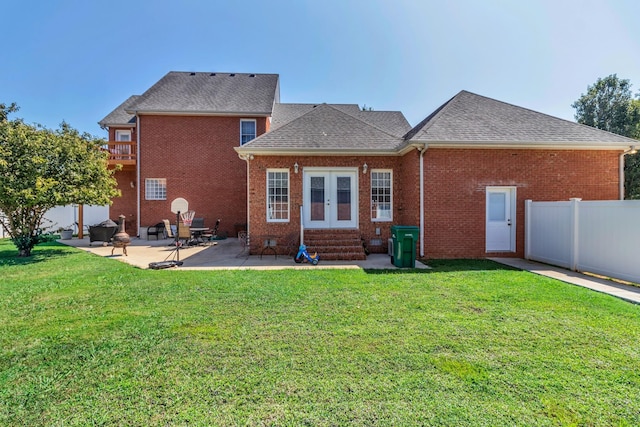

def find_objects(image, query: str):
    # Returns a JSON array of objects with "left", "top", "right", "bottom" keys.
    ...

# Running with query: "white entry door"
[
  {"left": 486, "top": 187, "right": 516, "bottom": 252},
  {"left": 304, "top": 169, "right": 357, "bottom": 229}
]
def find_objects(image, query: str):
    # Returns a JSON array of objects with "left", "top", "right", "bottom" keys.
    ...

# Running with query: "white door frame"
[
  {"left": 303, "top": 167, "right": 358, "bottom": 229},
  {"left": 486, "top": 186, "right": 516, "bottom": 252}
]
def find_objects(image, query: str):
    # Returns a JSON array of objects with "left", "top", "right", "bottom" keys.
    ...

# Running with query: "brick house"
[
  {"left": 101, "top": 72, "right": 638, "bottom": 259},
  {"left": 99, "top": 72, "right": 279, "bottom": 237}
]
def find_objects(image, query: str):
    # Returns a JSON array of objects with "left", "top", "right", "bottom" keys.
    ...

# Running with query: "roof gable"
[
  {"left": 98, "top": 95, "right": 139, "bottom": 127},
  {"left": 406, "top": 90, "right": 637, "bottom": 146},
  {"left": 240, "top": 104, "right": 404, "bottom": 153},
  {"left": 271, "top": 103, "right": 411, "bottom": 137},
  {"left": 125, "top": 71, "right": 279, "bottom": 115}
]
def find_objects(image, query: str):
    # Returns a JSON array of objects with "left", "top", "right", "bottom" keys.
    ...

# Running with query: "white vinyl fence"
[
  {"left": 525, "top": 198, "right": 640, "bottom": 284},
  {"left": 1, "top": 205, "right": 110, "bottom": 238}
]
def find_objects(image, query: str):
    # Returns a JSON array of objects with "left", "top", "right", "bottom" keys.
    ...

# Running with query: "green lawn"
[{"left": 1, "top": 240, "right": 639, "bottom": 426}]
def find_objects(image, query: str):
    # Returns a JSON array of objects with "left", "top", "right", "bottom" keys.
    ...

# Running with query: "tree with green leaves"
[
  {"left": 572, "top": 74, "right": 640, "bottom": 199},
  {"left": 0, "top": 103, "right": 120, "bottom": 256}
]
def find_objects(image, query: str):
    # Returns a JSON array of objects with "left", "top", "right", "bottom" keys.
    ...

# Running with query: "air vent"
[
  {"left": 210, "top": 73, "right": 216, "bottom": 76},
  {"left": 229, "top": 73, "right": 235, "bottom": 77},
  {"left": 249, "top": 74, "right": 255, "bottom": 77},
  {"left": 190, "top": 72, "right": 196, "bottom": 76}
]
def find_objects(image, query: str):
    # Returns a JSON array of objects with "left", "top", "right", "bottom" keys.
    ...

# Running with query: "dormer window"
[{"left": 240, "top": 119, "right": 256, "bottom": 145}]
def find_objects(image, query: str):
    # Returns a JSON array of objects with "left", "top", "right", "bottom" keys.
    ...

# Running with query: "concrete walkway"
[
  {"left": 59, "top": 236, "right": 430, "bottom": 271},
  {"left": 490, "top": 258, "right": 640, "bottom": 304}
]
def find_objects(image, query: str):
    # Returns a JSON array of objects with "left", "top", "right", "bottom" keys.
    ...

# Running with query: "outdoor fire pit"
[{"left": 111, "top": 215, "right": 130, "bottom": 256}]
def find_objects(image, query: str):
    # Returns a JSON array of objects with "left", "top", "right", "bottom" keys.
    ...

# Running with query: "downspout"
[
  {"left": 238, "top": 153, "right": 254, "bottom": 239},
  {"left": 620, "top": 146, "right": 638, "bottom": 200},
  {"left": 416, "top": 144, "right": 428, "bottom": 257},
  {"left": 136, "top": 113, "right": 141, "bottom": 236}
]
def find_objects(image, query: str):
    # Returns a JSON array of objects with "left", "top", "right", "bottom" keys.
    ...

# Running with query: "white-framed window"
[
  {"left": 240, "top": 119, "right": 256, "bottom": 145},
  {"left": 145, "top": 178, "right": 167, "bottom": 200},
  {"left": 113, "top": 130, "right": 132, "bottom": 158},
  {"left": 267, "top": 169, "right": 289, "bottom": 222},
  {"left": 371, "top": 170, "right": 392, "bottom": 221},
  {"left": 115, "top": 130, "right": 132, "bottom": 141}
]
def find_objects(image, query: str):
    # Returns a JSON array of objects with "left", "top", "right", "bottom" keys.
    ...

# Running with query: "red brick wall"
[
  {"left": 422, "top": 148, "right": 620, "bottom": 258},
  {"left": 247, "top": 149, "right": 620, "bottom": 259},
  {"left": 109, "top": 115, "right": 268, "bottom": 236},
  {"left": 248, "top": 155, "right": 403, "bottom": 254},
  {"left": 109, "top": 169, "right": 137, "bottom": 233}
]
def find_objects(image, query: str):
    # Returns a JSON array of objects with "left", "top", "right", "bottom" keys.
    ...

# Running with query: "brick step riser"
[
  {"left": 306, "top": 246, "right": 364, "bottom": 253},
  {"left": 304, "top": 231, "right": 361, "bottom": 238},
  {"left": 304, "top": 239, "right": 363, "bottom": 246},
  {"left": 303, "top": 230, "right": 366, "bottom": 261}
]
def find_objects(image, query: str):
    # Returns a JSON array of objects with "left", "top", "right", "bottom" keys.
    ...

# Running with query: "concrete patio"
[{"left": 59, "top": 235, "right": 431, "bottom": 270}]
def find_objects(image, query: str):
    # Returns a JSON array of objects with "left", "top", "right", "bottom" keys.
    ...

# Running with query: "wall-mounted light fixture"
[
  {"left": 130, "top": 181, "right": 135, "bottom": 188},
  {"left": 362, "top": 163, "right": 368, "bottom": 174},
  {"left": 294, "top": 162, "right": 299, "bottom": 174}
]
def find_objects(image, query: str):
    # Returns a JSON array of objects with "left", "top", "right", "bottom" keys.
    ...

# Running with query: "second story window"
[
  {"left": 240, "top": 119, "right": 256, "bottom": 145},
  {"left": 113, "top": 130, "right": 132, "bottom": 159},
  {"left": 115, "top": 130, "right": 131, "bottom": 141}
]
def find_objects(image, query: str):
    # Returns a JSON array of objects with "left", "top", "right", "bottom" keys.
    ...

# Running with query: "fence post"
[
  {"left": 524, "top": 200, "right": 532, "bottom": 260},
  {"left": 569, "top": 198, "right": 581, "bottom": 271}
]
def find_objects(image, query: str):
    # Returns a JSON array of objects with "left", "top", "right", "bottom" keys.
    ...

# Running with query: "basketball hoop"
[{"left": 180, "top": 210, "right": 196, "bottom": 227}]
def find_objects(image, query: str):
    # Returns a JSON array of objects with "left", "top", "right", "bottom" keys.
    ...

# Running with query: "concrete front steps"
[{"left": 303, "top": 229, "right": 367, "bottom": 261}]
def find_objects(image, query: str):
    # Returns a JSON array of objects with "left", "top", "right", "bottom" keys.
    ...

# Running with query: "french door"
[{"left": 303, "top": 169, "right": 358, "bottom": 228}]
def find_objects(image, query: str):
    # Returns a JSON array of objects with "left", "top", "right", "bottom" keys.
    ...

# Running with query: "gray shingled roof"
[
  {"left": 98, "top": 95, "right": 139, "bottom": 127},
  {"left": 241, "top": 104, "right": 404, "bottom": 153},
  {"left": 125, "top": 72, "right": 279, "bottom": 115},
  {"left": 271, "top": 103, "right": 411, "bottom": 137},
  {"left": 406, "top": 90, "right": 637, "bottom": 145}
]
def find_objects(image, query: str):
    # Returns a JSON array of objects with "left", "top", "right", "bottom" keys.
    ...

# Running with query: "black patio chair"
[{"left": 147, "top": 222, "right": 165, "bottom": 240}]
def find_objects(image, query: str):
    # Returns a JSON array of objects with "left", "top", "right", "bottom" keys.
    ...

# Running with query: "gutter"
[{"left": 620, "top": 145, "right": 638, "bottom": 200}]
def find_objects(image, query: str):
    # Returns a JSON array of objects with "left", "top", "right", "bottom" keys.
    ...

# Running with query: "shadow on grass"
[
  {"left": 0, "top": 240, "right": 73, "bottom": 267},
  {"left": 364, "top": 259, "right": 521, "bottom": 275}
]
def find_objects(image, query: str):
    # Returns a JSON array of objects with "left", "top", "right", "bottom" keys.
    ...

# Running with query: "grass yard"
[{"left": 1, "top": 240, "right": 639, "bottom": 426}]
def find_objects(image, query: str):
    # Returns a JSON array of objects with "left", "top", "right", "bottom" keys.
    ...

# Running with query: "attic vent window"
[{"left": 229, "top": 73, "right": 235, "bottom": 77}]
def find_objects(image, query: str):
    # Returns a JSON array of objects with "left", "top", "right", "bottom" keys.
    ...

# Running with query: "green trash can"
[{"left": 391, "top": 225, "right": 419, "bottom": 268}]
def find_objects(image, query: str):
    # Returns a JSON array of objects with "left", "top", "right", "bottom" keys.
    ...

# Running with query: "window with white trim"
[
  {"left": 371, "top": 170, "right": 392, "bottom": 221},
  {"left": 267, "top": 170, "right": 289, "bottom": 222},
  {"left": 114, "top": 130, "right": 132, "bottom": 158},
  {"left": 115, "top": 130, "right": 131, "bottom": 141},
  {"left": 240, "top": 119, "right": 256, "bottom": 145},
  {"left": 145, "top": 178, "right": 167, "bottom": 200}
]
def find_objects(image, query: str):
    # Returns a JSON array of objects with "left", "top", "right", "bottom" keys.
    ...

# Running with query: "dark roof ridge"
[
  {"left": 322, "top": 104, "right": 406, "bottom": 140},
  {"left": 241, "top": 103, "right": 403, "bottom": 149},
  {"left": 455, "top": 90, "right": 639, "bottom": 142},
  {"left": 403, "top": 91, "right": 459, "bottom": 140}
]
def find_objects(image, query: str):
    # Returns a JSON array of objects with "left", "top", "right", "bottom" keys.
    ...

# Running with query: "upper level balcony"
[{"left": 106, "top": 142, "right": 136, "bottom": 169}]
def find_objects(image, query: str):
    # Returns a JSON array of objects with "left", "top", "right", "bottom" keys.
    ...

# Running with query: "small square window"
[{"left": 145, "top": 178, "right": 166, "bottom": 200}]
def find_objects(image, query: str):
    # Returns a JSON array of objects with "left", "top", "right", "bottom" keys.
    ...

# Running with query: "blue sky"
[{"left": 2, "top": 0, "right": 639, "bottom": 137}]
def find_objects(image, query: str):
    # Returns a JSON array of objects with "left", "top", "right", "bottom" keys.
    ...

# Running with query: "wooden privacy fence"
[{"left": 525, "top": 198, "right": 640, "bottom": 284}]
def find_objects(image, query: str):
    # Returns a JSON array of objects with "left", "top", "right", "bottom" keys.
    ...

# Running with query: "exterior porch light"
[
  {"left": 363, "top": 163, "right": 368, "bottom": 174},
  {"left": 294, "top": 162, "right": 299, "bottom": 174}
]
